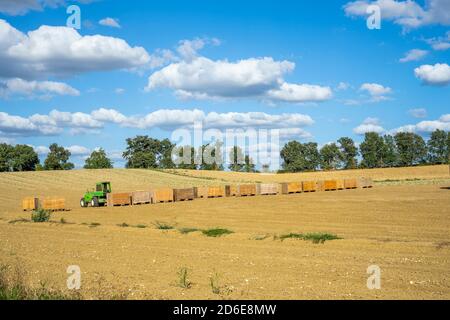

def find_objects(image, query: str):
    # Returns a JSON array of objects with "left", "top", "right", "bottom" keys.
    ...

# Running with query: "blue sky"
[{"left": 0, "top": 0, "right": 449, "bottom": 168}]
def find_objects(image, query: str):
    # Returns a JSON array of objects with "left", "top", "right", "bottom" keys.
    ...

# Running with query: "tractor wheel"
[
  {"left": 91, "top": 197, "right": 99, "bottom": 207},
  {"left": 80, "top": 198, "right": 87, "bottom": 208}
]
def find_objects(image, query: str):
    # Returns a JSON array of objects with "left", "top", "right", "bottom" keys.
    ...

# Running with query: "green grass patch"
[
  {"left": 153, "top": 221, "right": 174, "bottom": 230},
  {"left": 117, "top": 223, "right": 129, "bottom": 227},
  {"left": 277, "top": 232, "right": 340, "bottom": 244},
  {"left": 31, "top": 209, "right": 51, "bottom": 223},
  {"left": 134, "top": 224, "right": 147, "bottom": 229},
  {"left": 202, "top": 228, "right": 234, "bottom": 237}
]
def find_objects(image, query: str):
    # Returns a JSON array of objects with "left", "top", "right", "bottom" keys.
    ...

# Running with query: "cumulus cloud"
[
  {"left": 99, "top": 17, "right": 121, "bottom": 28},
  {"left": 0, "top": 19, "right": 150, "bottom": 79},
  {"left": 0, "top": 78, "right": 79, "bottom": 98},
  {"left": 0, "top": 0, "right": 94, "bottom": 16},
  {"left": 399, "top": 49, "right": 428, "bottom": 62},
  {"left": 343, "top": 0, "right": 450, "bottom": 30},
  {"left": 360, "top": 83, "right": 392, "bottom": 101},
  {"left": 414, "top": 63, "right": 450, "bottom": 86},
  {"left": 146, "top": 56, "right": 332, "bottom": 103},
  {"left": 32, "top": 144, "right": 91, "bottom": 156},
  {"left": 392, "top": 114, "right": 450, "bottom": 133},
  {"left": 408, "top": 108, "right": 427, "bottom": 118},
  {"left": 353, "top": 117, "right": 385, "bottom": 135}
]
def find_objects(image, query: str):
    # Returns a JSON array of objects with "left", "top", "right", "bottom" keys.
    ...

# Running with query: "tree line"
[{"left": 0, "top": 129, "right": 448, "bottom": 172}]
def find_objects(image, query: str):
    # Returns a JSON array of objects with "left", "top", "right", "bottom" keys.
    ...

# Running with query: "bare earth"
[{"left": 0, "top": 165, "right": 449, "bottom": 299}]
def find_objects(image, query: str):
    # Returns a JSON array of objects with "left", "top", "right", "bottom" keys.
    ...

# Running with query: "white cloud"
[
  {"left": 343, "top": 0, "right": 450, "bottom": 30},
  {"left": 146, "top": 56, "right": 331, "bottom": 103},
  {"left": 0, "top": 78, "right": 79, "bottom": 98},
  {"left": 425, "top": 31, "right": 450, "bottom": 51},
  {"left": 360, "top": 83, "right": 392, "bottom": 96},
  {"left": 266, "top": 82, "right": 332, "bottom": 103},
  {"left": 67, "top": 145, "right": 91, "bottom": 155},
  {"left": 353, "top": 117, "right": 385, "bottom": 135},
  {"left": 336, "top": 82, "right": 351, "bottom": 90},
  {"left": 414, "top": 63, "right": 450, "bottom": 86},
  {"left": 392, "top": 114, "right": 450, "bottom": 134},
  {"left": 33, "top": 145, "right": 50, "bottom": 155},
  {"left": 399, "top": 49, "right": 428, "bottom": 62},
  {"left": 0, "top": 19, "right": 150, "bottom": 79},
  {"left": 99, "top": 17, "right": 121, "bottom": 28},
  {"left": 408, "top": 108, "right": 427, "bottom": 118},
  {"left": 359, "top": 82, "right": 392, "bottom": 101},
  {"left": 115, "top": 88, "right": 125, "bottom": 94}
]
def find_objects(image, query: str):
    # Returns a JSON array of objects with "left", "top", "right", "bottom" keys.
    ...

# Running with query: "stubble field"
[{"left": 0, "top": 165, "right": 449, "bottom": 299}]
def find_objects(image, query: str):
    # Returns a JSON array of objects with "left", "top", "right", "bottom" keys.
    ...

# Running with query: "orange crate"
[
  {"left": 359, "top": 177, "right": 374, "bottom": 188},
  {"left": 302, "top": 181, "right": 317, "bottom": 192},
  {"left": 151, "top": 188, "right": 174, "bottom": 203},
  {"left": 41, "top": 198, "right": 66, "bottom": 211},
  {"left": 225, "top": 185, "right": 238, "bottom": 197},
  {"left": 281, "top": 182, "right": 302, "bottom": 194},
  {"left": 238, "top": 184, "right": 257, "bottom": 196},
  {"left": 22, "top": 197, "right": 39, "bottom": 211},
  {"left": 107, "top": 193, "right": 131, "bottom": 206},
  {"left": 324, "top": 180, "right": 338, "bottom": 191},
  {"left": 344, "top": 179, "right": 358, "bottom": 189},
  {"left": 208, "top": 186, "right": 225, "bottom": 198}
]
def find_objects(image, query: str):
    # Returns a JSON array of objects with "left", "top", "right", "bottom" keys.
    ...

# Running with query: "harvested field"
[{"left": 0, "top": 165, "right": 449, "bottom": 300}]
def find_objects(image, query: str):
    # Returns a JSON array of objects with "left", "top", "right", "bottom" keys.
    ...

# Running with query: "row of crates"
[
  {"left": 106, "top": 177, "right": 373, "bottom": 207},
  {"left": 22, "top": 197, "right": 66, "bottom": 211}
]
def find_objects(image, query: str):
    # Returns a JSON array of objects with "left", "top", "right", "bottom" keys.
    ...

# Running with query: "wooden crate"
[
  {"left": 131, "top": 191, "right": 152, "bottom": 205},
  {"left": 280, "top": 182, "right": 302, "bottom": 194},
  {"left": 359, "top": 177, "right": 374, "bottom": 188},
  {"left": 225, "top": 185, "right": 238, "bottom": 197},
  {"left": 257, "top": 183, "right": 279, "bottom": 195},
  {"left": 22, "top": 197, "right": 39, "bottom": 211},
  {"left": 107, "top": 193, "right": 131, "bottom": 207},
  {"left": 238, "top": 184, "right": 257, "bottom": 196},
  {"left": 324, "top": 180, "right": 338, "bottom": 191},
  {"left": 151, "top": 188, "right": 174, "bottom": 203},
  {"left": 194, "top": 186, "right": 208, "bottom": 198},
  {"left": 173, "top": 188, "right": 195, "bottom": 201},
  {"left": 41, "top": 198, "right": 66, "bottom": 211},
  {"left": 208, "top": 186, "right": 225, "bottom": 198},
  {"left": 344, "top": 178, "right": 358, "bottom": 189},
  {"left": 302, "top": 181, "right": 317, "bottom": 192},
  {"left": 336, "top": 179, "right": 345, "bottom": 190}
]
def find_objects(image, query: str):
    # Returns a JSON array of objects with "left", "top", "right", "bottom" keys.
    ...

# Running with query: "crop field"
[{"left": 0, "top": 165, "right": 449, "bottom": 299}]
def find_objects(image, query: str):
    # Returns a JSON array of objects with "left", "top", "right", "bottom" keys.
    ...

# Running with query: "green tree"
[
  {"left": 11, "top": 145, "right": 39, "bottom": 171},
  {"left": 243, "top": 155, "right": 256, "bottom": 172},
  {"left": 228, "top": 146, "right": 245, "bottom": 172},
  {"left": 337, "top": 137, "right": 358, "bottom": 169},
  {"left": 427, "top": 129, "right": 449, "bottom": 164},
  {"left": 43, "top": 143, "right": 74, "bottom": 170},
  {"left": 359, "top": 132, "right": 386, "bottom": 168},
  {"left": 382, "top": 135, "right": 398, "bottom": 167},
  {"left": 198, "top": 141, "right": 224, "bottom": 171},
  {"left": 174, "top": 145, "right": 197, "bottom": 169},
  {"left": 84, "top": 148, "right": 113, "bottom": 169},
  {"left": 320, "top": 143, "right": 342, "bottom": 170},
  {"left": 394, "top": 132, "right": 427, "bottom": 166},
  {"left": 0, "top": 143, "right": 14, "bottom": 172},
  {"left": 281, "top": 141, "right": 319, "bottom": 172},
  {"left": 123, "top": 136, "right": 175, "bottom": 169}
]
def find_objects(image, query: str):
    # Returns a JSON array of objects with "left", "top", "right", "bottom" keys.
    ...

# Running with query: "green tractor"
[{"left": 80, "top": 182, "right": 111, "bottom": 207}]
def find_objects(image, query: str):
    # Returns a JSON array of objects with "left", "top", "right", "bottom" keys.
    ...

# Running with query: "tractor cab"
[{"left": 96, "top": 182, "right": 111, "bottom": 194}]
